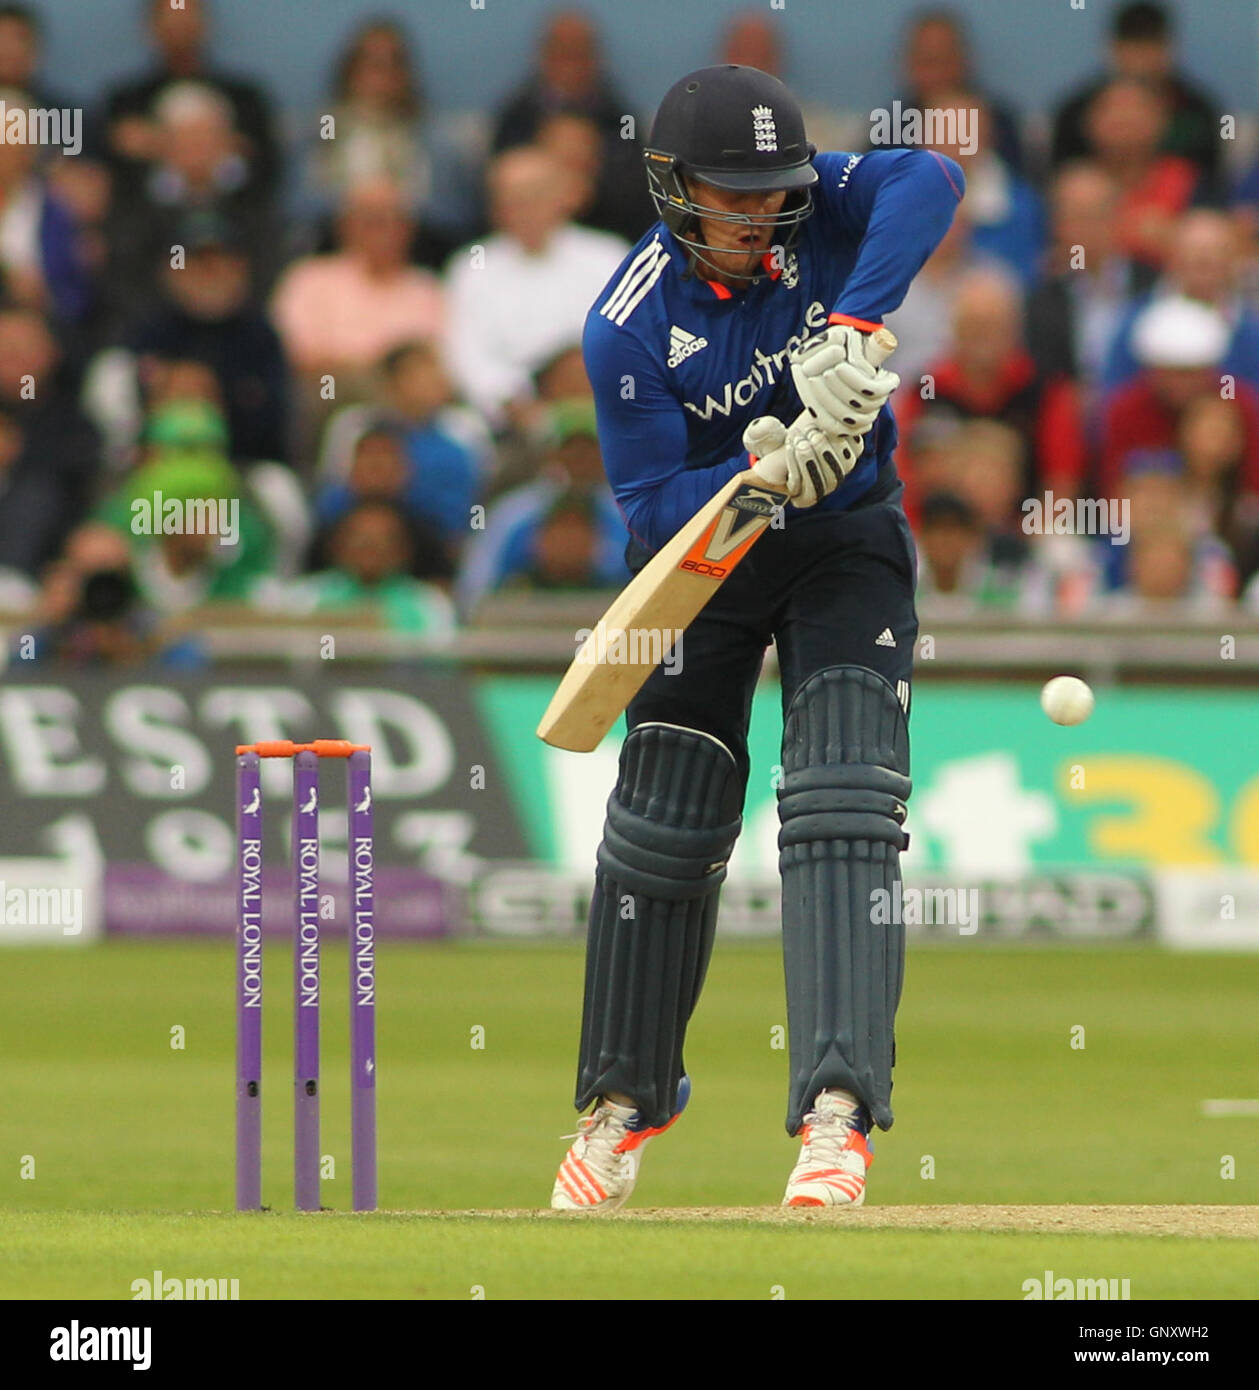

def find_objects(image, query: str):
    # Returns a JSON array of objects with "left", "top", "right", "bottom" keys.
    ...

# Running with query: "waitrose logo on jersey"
[{"left": 683, "top": 301, "right": 829, "bottom": 421}]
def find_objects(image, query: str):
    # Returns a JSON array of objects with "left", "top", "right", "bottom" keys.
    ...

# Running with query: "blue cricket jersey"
[{"left": 583, "top": 149, "right": 965, "bottom": 553}]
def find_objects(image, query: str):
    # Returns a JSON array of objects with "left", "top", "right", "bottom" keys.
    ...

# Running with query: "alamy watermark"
[
  {"left": 870, "top": 884, "right": 980, "bottom": 934},
  {"left": 1021, "top": 491, "right": 1130, "bottom": 544},
  {"left": 130, "top": 494, "right": 240, "bottom": 546},
  {"left": 574, "top": 626, "right": 684, "bottom": 675},
  {"left": 0, "top": 881, "right": 83, "bottom": 936},
  {"left": 49, "top": 1323, "right": 150, "bottom": 1371},
  {"left": 131, "top": 1269, "right": 240, "bottom": 1300},
  {"left": 868, "top": 102, "right": 977, "bottom": 156},
  {"left": 0, "top": 101, "right": 82, "bottom": 156},
  {"left": 1023, "top": 1269, "right": 1131, "bottom": 1300}
]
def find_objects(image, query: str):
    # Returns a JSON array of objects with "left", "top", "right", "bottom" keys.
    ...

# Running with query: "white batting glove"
[
  {"left": 744, "top": 414, "right": 861, "bottom": 509},
  {"left": 744, "top": 415, "right": 789, "bottom": 487},
  {"left": 791, "top": 324, "right": 900, "bottom": 439},
  {"left": 780, "top": 414, "right": 862, "bottom": 507}
]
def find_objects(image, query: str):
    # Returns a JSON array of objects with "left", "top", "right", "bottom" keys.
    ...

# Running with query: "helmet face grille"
[
  {"left": 643, "top": 65, "right": 817, "bottom": 283},
  {"left": 643, "top": 150, "right": 814, "bottom": 284}
]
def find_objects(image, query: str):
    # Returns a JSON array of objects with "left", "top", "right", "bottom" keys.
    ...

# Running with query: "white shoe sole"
[{"left": 782, "top": 1176, "right": 867, "bottom": 1208}]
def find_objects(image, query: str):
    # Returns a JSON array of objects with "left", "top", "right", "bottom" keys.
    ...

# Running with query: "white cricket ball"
[{"left": 1040, "top": 675, "right": 1094, "bottom": 726}]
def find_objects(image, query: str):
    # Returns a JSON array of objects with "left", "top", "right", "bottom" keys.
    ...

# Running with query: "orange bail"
[{"left": 235, "top": 739, "right": 371, "bottom": 758}]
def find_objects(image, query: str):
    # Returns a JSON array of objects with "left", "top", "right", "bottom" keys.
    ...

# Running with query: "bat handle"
[{"left": 865, "top": 326, "right": 897, "bottom": 368}]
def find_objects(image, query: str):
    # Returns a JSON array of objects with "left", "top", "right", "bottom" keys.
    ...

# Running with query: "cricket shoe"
[
  {"left": 782, "top": 1089, "right": 874, "bottom": 1208},
  {"left": 551, "top": 1076, "right": 691, "bottom": 1213}
]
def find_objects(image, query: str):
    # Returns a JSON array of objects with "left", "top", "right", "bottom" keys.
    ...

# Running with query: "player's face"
[{"left": 686, "top": 177, "right": 788, "bottom": 283}]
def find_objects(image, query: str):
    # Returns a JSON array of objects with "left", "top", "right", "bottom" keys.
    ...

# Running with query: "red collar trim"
[{"left": 701, "top": 252, "right": 781, "bottom": 299}]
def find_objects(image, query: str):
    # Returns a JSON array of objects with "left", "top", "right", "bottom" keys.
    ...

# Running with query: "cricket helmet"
[{"left": 643, "top": 65, "right": 817, "bottom": 280}]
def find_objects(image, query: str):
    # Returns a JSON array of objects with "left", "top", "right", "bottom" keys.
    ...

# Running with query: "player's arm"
[
  {"left": 583, "top": 315, "right": 750, "bottom": 553},
  {"left": 785, "top": 149, "right": 965, "bottom": 453},
  {"left": 822, "top": 148, "right": 966, "bottom": 324}
]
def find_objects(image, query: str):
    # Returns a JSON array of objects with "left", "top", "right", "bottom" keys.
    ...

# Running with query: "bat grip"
[{"left": 865, "top": 326, "right": 897, "bottom": 368}]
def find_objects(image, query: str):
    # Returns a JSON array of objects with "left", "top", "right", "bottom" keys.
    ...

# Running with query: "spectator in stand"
[
  {"left": 1099, "top": 296, "right": 1259, "bottom": 499},
  {"left": 444, "top": 146, "right": 626, "bottom": 429},
  {"left": 885, "top": 208, "right": 993, "bottom": 395},
  {"left": 1026, "top": 162, "right": 1158, "bottom": 395},
  {"left": 0, "top": 5, "right": 71, "bottom": 111},
  {"left": 1075, "top": 77, "right": 1200, "bottom": 272},
  {"left": 1229, "top": 157, "right": 1259, "bottom": 248},
  {"left": 0, "top": 407, "right": 41, "bottom": 576},
  {"left": 922, "top": 95, "right": 1043, "bottom": 286},
  {"left": 914, "top": 491, "right": 1055, "bottom": 613},
  {"left": 272, "top": 174, "right": 444, "bottom": 450},
  {"left": 1096, "top": 451, "right": 1234, "bottom": 611},
  {"left": 491, "top": 9, "right": 647, "bottom": 243},
  {"left": 310, "top": 420, "right": 457, "bottom": 583},
  {"left": 105, "top": 80, "right": 279, "bottom": 323},
  {"left": 534, "top": 108, "right": 653, "bottom": 245},
  {"left": 294, "top": 18, "right": 480, "bottom": 266},
  {"left": 718, "top": 11, "right": 861, "bottom": 165},
  {"left": 43, "top": 156, "right": 112, "bottom": 345},
  {"left": 1052, "top": 2, "right": 1222, "bottom": 186},
  {"left": 1178, "top": 394, "right": 1259, "bottom": 588},
  {"left": 948, "top": 419, "right": 1027, "bottom": 535},
  {"left": 114, "top": 211, "right": 290, "bottom": 465},
  {"left": 280, "top": 498, "right": 457, "bottom": 638},
  {"left": 0, "top": 88, "right": 91, "bottom": 325},
  {"left": 32, "top": 564, "right": 162, "bottom": 665},
  {"left": 897, "top": 268, "right": 1088, "bottom": 515},
  {"left": 1109, "top": 519, "right": 1230, "bottom": 613},
  {"left": 489, "top": 337, "right": 597, "bottom": 496},
  {"left": 891, "top": 9, "right": 1024, "bottom": 174},
  {"left": 533, "top": 343, "right": 591, "bottom": 404},
  {"left": 915, "top": 492, "right": 981, "bottom": 607},
  {"left": 895, "top": 414, "right": 963, "bottom": 517},
  {"left": 456, "top": 399, "right": 628, "bottom": 616},
  {"left": 0, "top": 308, "right": 99, "bottom": 577},
  {"left": 315, "top": 340, "right": 489, "bottom": 537},
  {"left": 503, "top": 488, "right": 612, "bottom": 593},
  {"left": 94, "top": 399, "right": 276, "bottom": 611},
  {"left": 22, "top": 522, "right": 165, "bottom": 666},
  {"left": 7, "top": 2, "right": 108, "bottom": 331},
  {"left": 1102, "top": 211, "right": 1259, "bottom": 392},
  {"left": 330, "top": 346, "right": 482, "bottom": 539},
  {"left": 103, "top": 0, "right": 279, "bottom": 195}
]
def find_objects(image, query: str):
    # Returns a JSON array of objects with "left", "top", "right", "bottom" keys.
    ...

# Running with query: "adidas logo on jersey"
[
  {"left": 667, "top": 325, "right": 709, "bottom": 368},
  {"left": 875, "top": 628, "right": 897, "bottom": 648}
]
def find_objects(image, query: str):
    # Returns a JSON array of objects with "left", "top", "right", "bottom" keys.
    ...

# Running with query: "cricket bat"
[{"left": 536, "top": 327, "right": 897, "bottom": 752}]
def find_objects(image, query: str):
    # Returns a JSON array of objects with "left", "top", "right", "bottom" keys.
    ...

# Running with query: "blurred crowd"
[{"left": 1, "top": 0, "right": 1258, "bottom": 667}]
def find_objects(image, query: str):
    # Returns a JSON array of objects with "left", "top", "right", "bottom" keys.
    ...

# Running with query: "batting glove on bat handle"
[
  {"left": 791, "top": 324, "right": 899, "bottom": 439},
  {"left": 744, "top": 416, "right": 789, "bottom": 489}
]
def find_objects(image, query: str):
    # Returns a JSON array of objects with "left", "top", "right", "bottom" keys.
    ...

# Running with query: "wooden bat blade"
[{"left": 536, "top": 471, "right": 784, "bottom": 750}]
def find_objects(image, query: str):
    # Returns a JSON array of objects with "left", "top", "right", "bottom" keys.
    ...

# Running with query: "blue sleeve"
[
  {"left": 584, "top": 311, "right": 746, "bottom": 552},
  {"left": 1101, "top": 298, "right": 1145, "bottom": 392},
  {"left": 38, "top": 194, "right": 91, "bottom": 323},
  {"left": 816, "top": 149, "right": 965, "bottom": 323},
  {"left": 1235, "top": 159, "right": 1259, "bottom": 205}
]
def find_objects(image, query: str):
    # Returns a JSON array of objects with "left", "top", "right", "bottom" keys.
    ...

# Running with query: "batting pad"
[
  {"left": 575, "top": 723, "right": 742, "bottom": 1127},
  {"left": 778, "top": 666, "right": 911, "bottom": 1133}
]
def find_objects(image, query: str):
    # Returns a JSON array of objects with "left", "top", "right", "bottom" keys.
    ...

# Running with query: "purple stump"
[
  {"left": 348, "top": 750, "right": 377, "bottom": 1211},
  {"left": 292, "top": 749, "right": 321, "bottom": 1210},
  {"left": 235, "top": 751, "right": 264, "bottom": 1210}
]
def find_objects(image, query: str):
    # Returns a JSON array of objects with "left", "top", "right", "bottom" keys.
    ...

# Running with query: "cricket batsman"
[{"left": 552, "top": 65, "right": 963, "bottom": 1210}]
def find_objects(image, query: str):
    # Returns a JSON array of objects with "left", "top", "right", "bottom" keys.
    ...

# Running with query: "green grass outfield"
[{"left": 2, "top": 941, "right": 1257, "bottom": 1299}]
